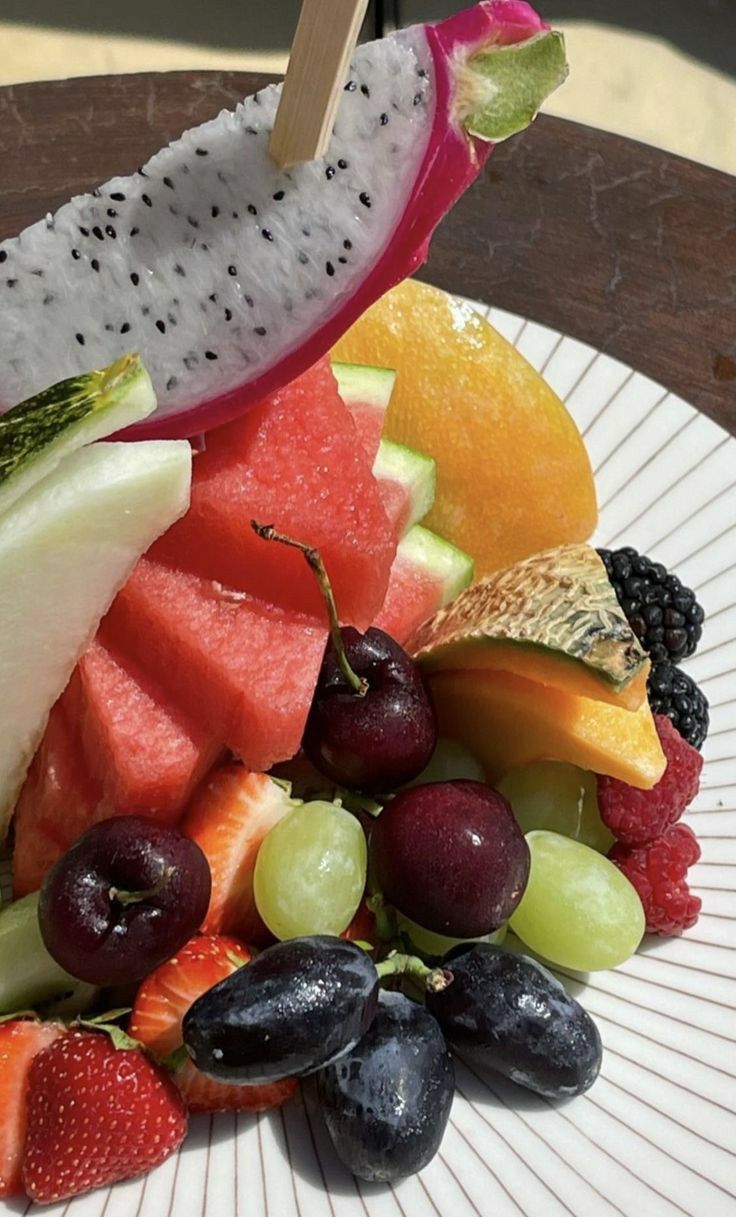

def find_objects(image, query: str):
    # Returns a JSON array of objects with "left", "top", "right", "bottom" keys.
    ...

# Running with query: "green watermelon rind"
[
  {"left": 398, "top": 524, "right": 475, "bottom": 605},
  {"left": 374, "top": 439, "right": 437, "bottom": 532},
  {"left": 332, "top": 361, "right": 396, "bottom": 412},
  {"left": 0, "top": 354, "right": 156, "bottom": 520}
]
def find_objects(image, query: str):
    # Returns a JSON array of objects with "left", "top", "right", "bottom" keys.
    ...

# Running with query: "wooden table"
[{"left": 1, "top": 71, "right": 734, "bottom": 432}]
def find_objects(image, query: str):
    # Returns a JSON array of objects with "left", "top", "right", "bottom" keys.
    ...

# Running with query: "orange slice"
[{"left": 333, "top": 279, "right": 597, "bottom": 577}]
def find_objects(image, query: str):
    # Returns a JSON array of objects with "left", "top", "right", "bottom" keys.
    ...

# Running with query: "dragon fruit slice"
[{"left": 0, "top": 2, "right": 566, "bottom": 439}]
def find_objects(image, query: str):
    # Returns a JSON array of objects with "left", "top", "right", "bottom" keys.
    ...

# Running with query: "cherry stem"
[
  {"left": 251, "top": 520, "right": 368, "bottom": 696},
  {"left": 109, "top": 866, "right": 174, "bottom": 907},
  {"left": 375, "top": 951, "right": 451, "bottom": 993}
]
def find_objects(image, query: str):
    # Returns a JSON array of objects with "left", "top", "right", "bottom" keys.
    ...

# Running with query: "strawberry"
[
  {"left": 172, "top": 1062, "right": 296, "bottom": 1114},
  {"left": 0, "top": 1020, "right": 63, "bottom": 1197},
  {"left": 130, "top": 934, "right": 296, "bottom": 1113},
  {"left": 131, "top": 934, "right": 251, "bottom": 1059},
  {"left": 181, "top": 766, "right": 294, "bottom": 945},
  {"left": 341, "top": 899, "right": 377, "bottom": 944},
  {"left": 22, "top": 1029, "right": 187, "bottom": 1204}
]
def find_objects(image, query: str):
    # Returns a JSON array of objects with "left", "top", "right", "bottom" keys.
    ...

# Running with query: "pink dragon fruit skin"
[
  {"left": 426, "top": 1, "right": 548, "bottom": 203},
  {"left": 0, "top": 2, "right": 559, "bottom": 440}
]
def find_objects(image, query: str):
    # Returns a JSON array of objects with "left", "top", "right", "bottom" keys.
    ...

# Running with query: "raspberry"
[
  {"left": 609, "top": 823, "right": 702, "bottom": 935},
  {"left": 597, "top": 714, "right": 702, "bottom": 845}
]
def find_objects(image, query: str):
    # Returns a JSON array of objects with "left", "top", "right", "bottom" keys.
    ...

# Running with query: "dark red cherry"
[
  {"left": 369, "top": 780, "right": 530, "bottom": 937},
  {"left": 303, "top": 626, "right": 437, "bottom": 792},
  {"left": 248, "top": 521, "right": 437, "bottom": 794},
  {"left": 38, "top": 816, "right": 211, "bottom": 986}
]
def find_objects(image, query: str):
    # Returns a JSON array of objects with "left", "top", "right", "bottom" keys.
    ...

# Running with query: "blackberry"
[
  {"left": 648, "top": 662, "right": 709, "bottom": 750},
  {"left": 597, "top": 546, "right": 705, "bottom": 663}
]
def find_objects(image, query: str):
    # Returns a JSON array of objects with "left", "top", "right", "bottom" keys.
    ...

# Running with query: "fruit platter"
[{"left": 0, "top": 3, "right": 734, "bottom": 1216}]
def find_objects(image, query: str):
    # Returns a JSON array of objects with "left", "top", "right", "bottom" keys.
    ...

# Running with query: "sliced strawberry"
[
  {"left": 341, "top": 899, "right": 377, "bottom": 944},
  {"left": 180, "top": 766, "right": 294, "bottom": 945},
  {"left": 130, "top": 935, "right": 296, "bottom": 1113},
  {"left": 0, "top": 1020, "right": 63, "bottom": 1197},
  {"left": 130, "top": 934, "right": 251, "bottom": 1058},
  {"left": 174, "top": 1062, "right": 295, "bottom": 1113},
  {"left": 22, "top": 1029, "right": 187, "bottom": 1204}
]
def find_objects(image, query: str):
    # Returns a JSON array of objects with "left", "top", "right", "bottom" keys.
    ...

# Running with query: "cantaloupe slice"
[
  {"left": 412, "top": 544, "right": 649, "bottom": 711},
  {"left": 428, "top": 668, "right": 665, "bottom": 789}
]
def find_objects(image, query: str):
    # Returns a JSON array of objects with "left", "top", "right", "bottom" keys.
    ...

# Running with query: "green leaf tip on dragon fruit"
[
  {"left": 0, "top": 1, "right": 565, "bottom": 441},
  {"left": 459, "top": 31, "right": 568, "bottom": 142},
  {"left": 0, "top": 354, "right": 155, "bottom": 518}
]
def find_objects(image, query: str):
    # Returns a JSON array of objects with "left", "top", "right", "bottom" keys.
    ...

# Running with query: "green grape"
[
  {"left": 509, "top": 830, "right": 644, "bottom": 971},
  {"left": 254, "top": 800, "right": 367, "bottom": 940},
  {"left": 404, "top": 737, "right": 485, "bottom": 787},
  {"left": 497, "top": 761, "right": 615, "bottom": 853},
  {"left": 395, "top": 909, "right": 506, "bottom": 964}
]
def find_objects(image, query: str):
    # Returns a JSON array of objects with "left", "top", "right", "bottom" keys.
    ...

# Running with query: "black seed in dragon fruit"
[{"left": 0, "top": 2, "right": 566, "bottom": 439}]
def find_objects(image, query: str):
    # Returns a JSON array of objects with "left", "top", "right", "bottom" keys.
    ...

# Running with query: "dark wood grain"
[{"left": 1, "top": 70, "right": 734, "bottom": 432}]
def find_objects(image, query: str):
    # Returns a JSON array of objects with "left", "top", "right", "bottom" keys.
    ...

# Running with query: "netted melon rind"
[{"left": 411, "top": 543, "right": 647, "bottom": 691}]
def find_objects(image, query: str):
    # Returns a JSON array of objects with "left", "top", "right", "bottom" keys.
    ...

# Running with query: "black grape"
[
  {"left": 184, "top": 936, "right": 378, "bottom": 1084},
  {"left": 426, "top": 943, "right": 602, "bottom": 1099},
  {"left": 317, "top": 990, "right": 454, "bottom": 1181}
]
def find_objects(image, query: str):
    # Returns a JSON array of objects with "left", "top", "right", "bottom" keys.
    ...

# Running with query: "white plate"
[{"left": 2, "top": 303, "right": 735, "bottom": 1217}]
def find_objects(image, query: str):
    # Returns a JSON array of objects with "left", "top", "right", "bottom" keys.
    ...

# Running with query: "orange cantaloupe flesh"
[
  {"left": 411, "top": 544, "right": 649, "bottom": 710},
  {"left": 333, "top": 279, "right": 597, "bottom": 577},
  {"left": 428, "top": 668, "right": 666, "bottom": 789},
  {"left": 419, "top": 642, "right": 650, "bottom": 711}
]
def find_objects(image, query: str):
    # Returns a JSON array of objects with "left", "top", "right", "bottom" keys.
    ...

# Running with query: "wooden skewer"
[{"left": 270, "top": 0, "right": 370, "bottom": 169}]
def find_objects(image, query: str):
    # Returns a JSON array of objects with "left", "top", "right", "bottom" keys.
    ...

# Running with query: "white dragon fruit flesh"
[{"left": 0, "top": 2, "right": 566, "bottom": 439}]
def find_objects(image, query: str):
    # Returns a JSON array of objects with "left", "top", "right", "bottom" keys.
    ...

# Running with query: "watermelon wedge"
[
  {"left": 334, "top": 358, "right": 434, "bottom": 541},
  {"left": 151, "top": 356, "right": 395, "bottom": 627},
  {"left": 13, "top": 698, "right": 102, "bottom": 898},
  {"left": 375, "top": 525, "right": 474, "bottom": 644},
  {"left": 74, "top": 637, "right": 223, "bottom": 818},
  {"left": 12, "top": 638, "right": 223, "bottom": 895},
  {"left": 103, "top": 559, "right": 327, "bottom": 772},
  {"left": 373, "top": 440, "right": 436, "bottom": 538}
]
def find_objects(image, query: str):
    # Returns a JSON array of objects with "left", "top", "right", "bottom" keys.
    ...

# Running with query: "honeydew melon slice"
[
  {"left": 412, "top": 544, "right": 649, "bottom": 710},
  {"left": 0, "top": 438, "right": 191, "bottom": 837},
  {"left": 0, "top": 892, "right": 97, "bottom": 1016},
  {"left": 0, "top": 354, "right": 155, "bottom": 519}
]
